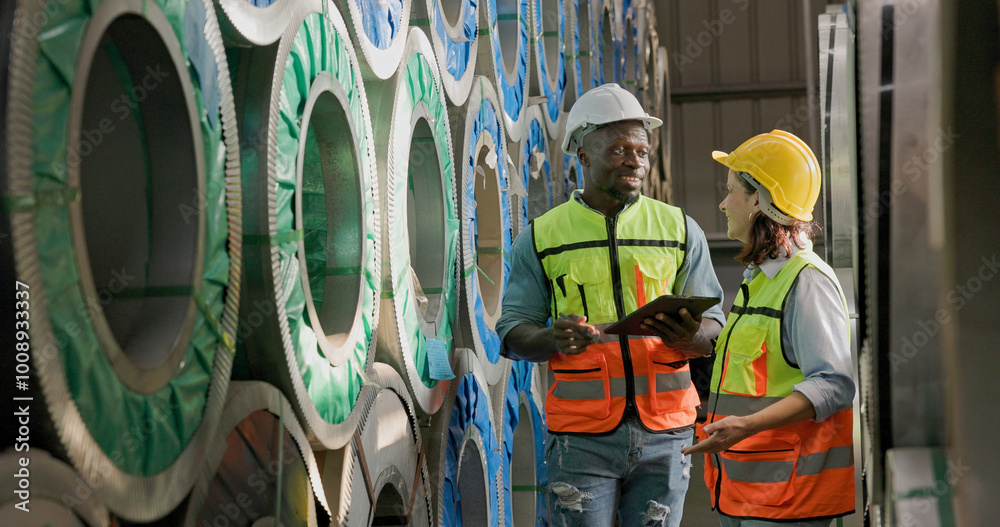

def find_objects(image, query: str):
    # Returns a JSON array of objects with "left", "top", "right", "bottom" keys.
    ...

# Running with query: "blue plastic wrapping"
[
  {"left": 463, "top": 94, "right": 511, "bottom": 367},
  {"left": 531, "top": 0, "right": 566, "bottom": 126},
  {"left": 562, "top": 153, "right": 584, "bottom": 201},
  {"left": 358, "top": 0, "right": 403, "bottom": 50},
  {"left": 435, "top": 0, "right": 478, "bottom": 81},
  {"left": 501, "top": 361, "right": 549, "bottom": 527},
  {"left": 442, "top": 371, "right": 503, "bottom": 526},
  {"left": 521, "top": 115, "right": 552, "bottom": 225},
  {"left": 596, "top": 0, "right": 620, "bottom": 85},
  {"left": 485, "top": 0, "right": 529, "bottom": 129}
]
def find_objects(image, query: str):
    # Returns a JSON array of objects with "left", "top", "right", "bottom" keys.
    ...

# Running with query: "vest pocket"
[
  {"left": 546, "top": 354, "right": 612, "bottom": 419},
  {"left": 646, "top": 348, "right": 698, "bottom": 415},
  {"left": 633, "top": 254, "right": 677, "bottom": 300},
  {"left": 565, "top": 257, "right": 613, "bottom": 322},
  {"left": 721, "top": 431, "right": 799, "bottom": 506},
  {"left": 720, "top": 325, "right": 769, "bottom": 396}
]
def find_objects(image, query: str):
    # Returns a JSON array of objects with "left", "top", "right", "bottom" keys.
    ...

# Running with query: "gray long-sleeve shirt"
[
  {"left": 496, "top": 194, "right": 727, "bottom": 351},
  {"left": 750, "top": 244, "right": 856, "bottom": 422}
]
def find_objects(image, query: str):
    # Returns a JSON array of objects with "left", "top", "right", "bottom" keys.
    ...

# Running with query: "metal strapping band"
[
  {"left": 194, "top": 293, "right": 235, "bottom": 353},
  {"left": 405, "top": 450, "right": 425, "bottom": 524},
  {"left": 6, "top": 187, "right": 82, "bottom": 211},
  {"left": 353, "top": 429, "right": 377, "bottom": 506},
  {"left": 512, "top": 485, "right": 547, "bottom": 493},
  {"left": 324, "top": 266, "right": 362, "bottom": 276},
  {"left": 243, "top": 229, "right": 304, "bottom": 246}
]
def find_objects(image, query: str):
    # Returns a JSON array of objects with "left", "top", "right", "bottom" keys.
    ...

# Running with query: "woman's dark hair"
[{"left": 734, "top": 173, "right": 820, "bottom": 267}]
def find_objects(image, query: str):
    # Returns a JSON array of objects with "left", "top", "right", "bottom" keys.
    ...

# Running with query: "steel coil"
[
  {"left": 499, "top": 361, "right": 548, "bottom": 527},
  {"left": 333, "top": 0, "right": 412, "bottom": 80},
  {"left": 215, "top": 0, "right": 295, "bottom": 46},
  {"left": 528, "top": 0, "right": 568, "bottom": 139},
  {"left": 230, "top": 0, "right": 382, "bottom": 450},
  {"left": 369, "top": 28, "right": 460, "bottom": 417},
  {"left": 183, "top": 381, "right": 330, "bottom": 527},
  {"left": 321, "top": 363, "right": 433, "bottom": 526},
  {"left": 413, "top": 0, "right": 480, "bottom": 105},
  {"left": 0, "top": 449, "right": 109, "bottom": 526},
  {"left": 2, "top": 0, "right": 241, "bottom": 519},
  {"left": 596, "top": 0, "right": 618, "bottom": 85},
  {"left": 427, "top": 350, "right": 504, "bottom": 526},
  {"left": 510, "top": 105, "right": 553, "bottom": 238},
  {"left": 477, "top": 0, "right": 531, "bottom": 141},
  {"left": 453, "top": 77, "right": 513, "bottom": 387}
]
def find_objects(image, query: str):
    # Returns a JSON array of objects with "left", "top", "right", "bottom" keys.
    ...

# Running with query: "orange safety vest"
[
  {"left": 533, "top": 195, "right": 700, "bottom": 434},
  {"left": 702, "top": 250, "right": 854, "bottom": 520}
]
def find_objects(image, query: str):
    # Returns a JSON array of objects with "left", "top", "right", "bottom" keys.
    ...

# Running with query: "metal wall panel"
[
  {"left": 717, "top": 3, "right": 754, "bottom": 85},
  {"left": 756, "top": 0, "right": 799, "bottom": 83},
  {"left": 675, "top": 101, "right": 720, "bottom": 231},
  {"left": 671, "top": 2, "right": 715, "bottom": 87}
]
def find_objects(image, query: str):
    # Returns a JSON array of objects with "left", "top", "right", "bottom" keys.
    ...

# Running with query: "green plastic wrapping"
[
  {"left": 272, "top": 11, "right": 378, "bottom": 425},
  {"left": 28, "top": 0, "right": 230, "bottom": 476},
  {"left": 388, "top": 52, "right": 459, "bottom": 389}
]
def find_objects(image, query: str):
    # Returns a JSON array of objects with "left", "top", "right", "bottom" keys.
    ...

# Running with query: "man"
[{"left": 496, "top": 83, "right": 726, "bottom": 527}]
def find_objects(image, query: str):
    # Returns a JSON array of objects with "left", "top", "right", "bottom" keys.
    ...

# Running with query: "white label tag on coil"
[{"left": 426, "top": 337, "right": 455, "bottom": 380}]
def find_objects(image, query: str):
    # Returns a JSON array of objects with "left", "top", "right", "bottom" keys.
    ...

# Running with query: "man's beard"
[{"left": 599, "top": 182, "right": 640, "bottom": 206}]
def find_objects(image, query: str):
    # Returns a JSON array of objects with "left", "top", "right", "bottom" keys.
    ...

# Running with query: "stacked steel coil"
[{"left": 0, "top": 0, "right": 668, "bottom": 524}]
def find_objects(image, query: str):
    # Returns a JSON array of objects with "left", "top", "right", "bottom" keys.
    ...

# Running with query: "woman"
[{"left": 681, "top": 130, "right": 856, "bottom": 526}]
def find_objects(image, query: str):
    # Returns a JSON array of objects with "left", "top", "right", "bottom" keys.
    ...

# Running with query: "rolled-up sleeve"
[
  {"left": 784, "top": 268, "right": 856, "bottom": 422},
  {"left": 673, "top": 216, "right": 727, "bottom": 328},
  {"left": 496, "top": 225, "right": 553, "bottom": 349}
]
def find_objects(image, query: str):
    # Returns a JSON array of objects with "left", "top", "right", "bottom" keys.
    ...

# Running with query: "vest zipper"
[
  {"left": 605, "top": 216, "right": 636, "bottom": 417},
  {"left": 710, "top": 281, "right": 751, "bottom": 511}
]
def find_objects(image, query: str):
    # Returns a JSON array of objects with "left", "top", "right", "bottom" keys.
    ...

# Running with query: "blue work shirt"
[
  {"left": 496, "top": 192, "right": 727, "bottom": 352},
  {"left": 749, "top": 243, "right": 857, "bottom": 422}
]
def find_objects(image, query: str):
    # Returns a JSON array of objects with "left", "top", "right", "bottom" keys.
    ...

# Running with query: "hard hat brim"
[
  {"left": 563, "top": 116, "right": 665, "bottom": 156},
  {"left": 711, "top": 150, "right": 730, "bottom": 164}
]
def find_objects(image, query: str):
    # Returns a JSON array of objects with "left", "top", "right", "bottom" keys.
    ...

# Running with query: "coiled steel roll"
[
  {"left": 2, "top": 0, "right": 241, "bottom": 519},
  {"left": 370, "top": 28, "right": 460, "bottom": 417},
  {"left": 454, "top": 77, "right": 513, "bottom": 387},
  {"left": 230, "top": 0, "right": 382, "bottom": 450},
  {"left": 183, "top": 381, "right": 330, "bottom": 527},
  {"left": 321, "top": 363, "right": 433, "bottom": 526}
]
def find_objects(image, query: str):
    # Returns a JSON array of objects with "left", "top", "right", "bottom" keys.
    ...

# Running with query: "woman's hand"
[{"left": 681, "top": 416, "right": 755, "bottom": 455}]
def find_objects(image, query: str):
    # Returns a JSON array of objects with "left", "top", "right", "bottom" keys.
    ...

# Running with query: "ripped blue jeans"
[{"left": 545, "top": 416, "right": 693, "bottom": 527}]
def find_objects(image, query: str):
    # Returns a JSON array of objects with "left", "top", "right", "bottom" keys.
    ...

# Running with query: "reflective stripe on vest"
[
  {"left": 709, "top": 445, "right": 853, "bottom": 481},
  {"left": 551, "top": 370, "right": 692, "bottom": 399},
  {"left": 703, "top": 249, "right": 855, "bottom": 520},
  {"left": 534, "top": 196, "right": 697, "bottom": 433}
]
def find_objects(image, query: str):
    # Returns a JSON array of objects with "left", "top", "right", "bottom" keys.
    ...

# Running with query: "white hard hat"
[{"left": 561, "top": 83, "right": 662, "bottom": 156}]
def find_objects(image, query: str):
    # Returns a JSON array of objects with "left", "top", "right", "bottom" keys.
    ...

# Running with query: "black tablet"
[{"left": 603, "top": 295, "right": 721, "bottom": 336}]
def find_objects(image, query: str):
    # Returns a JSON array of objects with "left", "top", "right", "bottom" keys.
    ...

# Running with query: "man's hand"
[
  {"left": 640, "top": 308, "right": 715, "bottom": 358},
  {"left": 553, "top": 313, "right": 600, "bottom": 355},
  {"left": 681, "top": 416, "right": 754, "bottom": 455}
]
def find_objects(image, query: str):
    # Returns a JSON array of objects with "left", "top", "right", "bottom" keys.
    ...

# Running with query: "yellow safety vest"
[
  {"left": 533, "top": 194, "right": 699, "bottom": 434},
  {"left": 702, "top": 249, "right": 855, "bottom": 520}
]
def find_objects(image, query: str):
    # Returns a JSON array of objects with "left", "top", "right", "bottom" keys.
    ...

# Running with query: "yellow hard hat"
[{"left": 711, "top": 130, "right": 821, "bottom": 222}]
